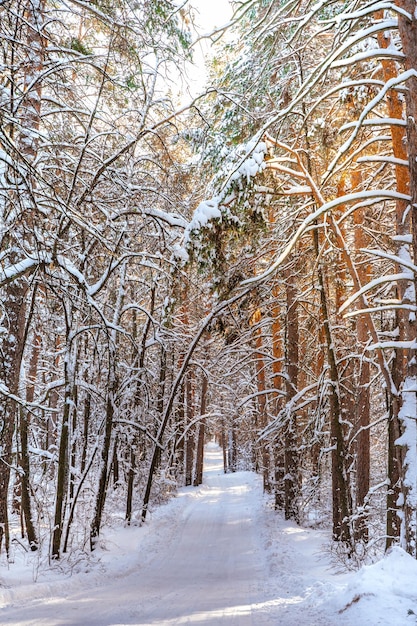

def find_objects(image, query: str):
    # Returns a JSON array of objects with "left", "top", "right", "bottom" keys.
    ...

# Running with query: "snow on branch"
[
  {"left": 360, "top": 248, "right": 417, "bottom": 274},
  {"left": 115, "top": 207, "right": 187, "bottom": 229},
  {"left": 141, "top": 207, "right": 187, "bottom": 228},
  {"left": 328, "top": 1, "right": 413, "bottom": 22},
  {"left": 0, "top": 257, "right": 42, "bottom": 287},
  {"left": 339, "top": 273, "right": 413, "bottom": 314},
  {"left": 324, "top": 69, "right": 417, "bottom": 180},
  {"left": 332, "top": 48, "right": 405, "bottom": 68},
  {"left": 241, "top": 190, "right": 410, "bottom": 286},
  {"left": 367, "top": 340, "right": 417, "bottom": 351},
  {"left": 340, "top": 118, "right": 407, "bottom": 130},
  {"left": 344, "top": 304, "right": 417, "bottom": 318},
  {"left": 0, "top": 382, "right": 58, "bottom": 413},
  {"left": 260, "top": 19, "right": 399, "bottom": 146},
  {"left": 357, "top": 156, "right": 409, "bottom": 167},
  {"left": 236, "top": 387, "right": 286, "bottom": 411},
  {"left": 183, "top": 198, "right": 222, "bottom": 246},
  {"left": 182, "top": 136, "right": 268, "bottom": 250},
  {"left": 306, "top": 80, "right": 385, "bottom": 125},
  {"left": 259, "top": 382, "right": 319, "bottom": 441}
]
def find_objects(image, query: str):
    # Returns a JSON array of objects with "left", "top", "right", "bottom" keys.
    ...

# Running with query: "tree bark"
[
  {"left": 90, "top": 371, "right": 115, "bottom": 550},
  {"left": 251, "top": 308, "right": 271, "bottom": 491},
  {"left": 393, "top": 0, "right": 417, "bottom": 556},
  {"left": 284, "top": 264, "right": 299, "bottom": 521},
  {"left": 352, "top": 170, "right": 371, "bottom": 542},
  {"left": 185, "top": 372, "right": 195, "bottom": 486},
  {"left": 20, "top": 330, "right": 41, "bottom": 551},
  {"left": 271, "top": 281, "right": 285, "bottom": 509},
  {"left": 313, "top": 228, "right": 352, "bottom": 548},
  {"left": 194, "top": 373, "right": 208, "bottom": 487},
  {"left": 125, "top": 438, "right": 137, "bottom": 525},
  {"left": 51, "top": 348, "right": 72, "bottom": 559},
  {"left": 0, "top": 287, "right": 27, "bottom": 555}
]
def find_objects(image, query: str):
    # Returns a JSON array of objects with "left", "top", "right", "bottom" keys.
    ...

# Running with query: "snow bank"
[{"left": 335, "top": 546, "right": 417, "bottom": 623}]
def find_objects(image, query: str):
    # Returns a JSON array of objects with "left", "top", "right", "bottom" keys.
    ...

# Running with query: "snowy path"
[{"left": 1, "top": 443, "right": 417, "bottom": 625}]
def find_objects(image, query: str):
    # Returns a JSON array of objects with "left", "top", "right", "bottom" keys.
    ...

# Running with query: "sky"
[
  {"left": 190, "top": 0, "right": 233, "bottom": 31},
  {"left": 181, "top": 0, "right": 234, "bottom": 98}
]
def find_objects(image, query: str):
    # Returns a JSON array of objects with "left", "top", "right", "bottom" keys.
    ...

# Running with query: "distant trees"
[
  {"left": 1, "top": 0, "right": 417, "bottom": 569},
  {"left": 182, "top": 0, "right": 417, "bottom": 560}
]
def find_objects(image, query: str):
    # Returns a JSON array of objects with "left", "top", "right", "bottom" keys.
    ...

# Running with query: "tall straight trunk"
[
  {"left": 334, "top": 178, "right": 356, "bottom": 504},
  {"left": 90, "top": 371, "right": 115, "bottom": 550},
  {"left": 69, "top": 383, "right": 78, "bottom": 502},
  {"left": 0, "top": 287, "right": 27, "bottom": 555},
  {"left": 112, "top": 436, "right": 119, "bottom": 488},
  {"left": 19, "top": 0, "right": 45, "bottom": 162},
  {"left": 90, "top": 264, "right": 126, "bottom": 549},
  {"left": 352, "top": 169, "right": 371, "bottom": 541},
  {"left": 313, "top": 228, "right": 352, "bottom": 548},
  {"left": 220, "top": 426, "right": 228, "bottom": 473},
  {"left": 395, "top": 0, "right": 417, "bottom": 269},
  {"left": 20, "top": 330, "right": 41, "bottom": 551},
  {"left": 394, "top": 1, "right": 417, "bottom": 554},
  {"left": 271, "top": 281, "right": 285, "bottom": 509},
  {"left": 51, "top": 348, "right": 72, "bottom": 559},
  {"left": 251, "top": 308, "right": 271, "bottom": 491},
  {"left": 228, "top": 428, "right": 238, "bottom": 472},
  {"left": 284, "top": 264, "right": 299, "bottom": 521},
  {"left": 125, "top": 437, "right": 137, "bottom": 524},
  {"left": 46, "top": 335, "right": 62, "bottom": 469},
  {"left": 297, "top": 105, "right": 351, "bottom": 544},
  {"left": 80, "top": 392, "right": 91, "bottom": 476},
  {"left": 185, "top": 372, "right": 195, "bottom": 486},
  {"left": 376, "top": 14, "right": 414, "bottom": 551},
  {"left": 173, "top": 383, "right": 185, "bottom": 479},
  {"left": 194, "top": 373, "right": 208, "bottom": 487},
  {"left": 125, "top": 290, "right": 154, "bottom": 520},
  {"left": 154, "top": 346, "right": 167, "bottom": 472},
  {"left": 334, "top": 171, "right": 370, "bottom": 541}
]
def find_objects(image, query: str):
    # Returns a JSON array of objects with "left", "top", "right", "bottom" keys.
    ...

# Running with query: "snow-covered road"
[{"left": 2, "top": 443, "right": 417, "bottom": 625}]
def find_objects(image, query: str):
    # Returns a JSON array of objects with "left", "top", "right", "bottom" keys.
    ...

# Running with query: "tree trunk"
[
  {"left": 185, "top": 372, "right": 195, "bottom": 486},
  {"left": 250, "top": 308, "right": 271, "bottom": 491},
  {"left": 51, "top": 349, "right": 73, "bottom": 559},
  {"left": 194, "top": 373, "right": 208, "bottom": 487},
  {"left": 352, "top": 170, "right": 371, "bottom": 542},
  {"left": 69, "top": 383, "right": 78, "bottom": 502},
  {"left": 375, "top": 12, "right": 416, "bottom": 552},
  {"left": 80, "top": 392, "right": 91, "bottom": 476},
  {"left": 313, "top": 228, "right": 352, "bottom": 549},
  {"left": 90, "top": 371, "right": 115, "bottom": 550},
  {"left": 284, "top": 264, "right": 299, "bottom": 521},
  {"left": 271, "top": 281, "right": 285, "bottom": 509},
  {"left": 393, "top": 2, "right": 417, "bottom": 555},
  {"left": 20, "top": 330, "right": 41, "bottom": 551},
  {"left": 220, "top": 426, "right": 228, "bottom": 473},
  {"left": 0, "top": 287, "right": 27, "bottom": 556},
  {"left": 228, "top": 428, "right": 238, "bottom": 472},
  {"left": 126, "top": 438, "right": 137, "bottom": 524}
]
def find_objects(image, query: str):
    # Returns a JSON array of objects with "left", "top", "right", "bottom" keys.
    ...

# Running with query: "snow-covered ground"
[{"left": 1, "top": 443, "right": 417, "bottom": 625}]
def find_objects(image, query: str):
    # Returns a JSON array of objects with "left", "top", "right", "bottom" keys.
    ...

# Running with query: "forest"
[{"left": 1, "top": 0, "right": 417, "bottom": 574}]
